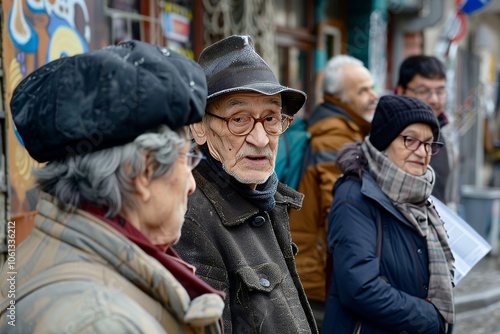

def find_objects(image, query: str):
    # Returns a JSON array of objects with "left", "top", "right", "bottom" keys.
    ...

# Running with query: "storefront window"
[
  {"left": 326, "top": 0, "right": 343, "bottom": 20},
  {"left": 290, "top": 0, "right": 307, "bottom": 28},
  {"left": 275, "top": 0, "right": 308, "bottom": 29},
  {"left": 112, "top": 17, "right": 140, "bottom": 43},
  {"left": 109, "top": 0, "right": 139, "bottom": 11},
  {"left": 278, "top": 45, "right": 311, "bottom": 117},
  {"left": 289, "top": 47, "right": 307, "bottom": 93},
  {"left": 276, "top": 0, "right": 315, "bottom": 113},
  {"left": 275, "top": 0, "right": 287, "bottom": 26},
  {"left": 160, "top": 0, "right": 195, "bottom": 58},
  {"left": 106, "top": 0, "right": 147, "bottom": 44}
]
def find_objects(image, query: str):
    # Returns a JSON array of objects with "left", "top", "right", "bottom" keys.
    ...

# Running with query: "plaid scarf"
[{"left": 361, "top": 139, "right": 455, "bottom": 324}]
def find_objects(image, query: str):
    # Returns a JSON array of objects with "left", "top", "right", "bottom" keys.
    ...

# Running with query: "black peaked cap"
[{"left": 10, "top": 40, "right": 207, "bottom": 162}]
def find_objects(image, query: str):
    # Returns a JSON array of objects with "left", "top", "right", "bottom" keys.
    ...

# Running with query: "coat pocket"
[{"left": 236, "top": 262, "right": 283, "bottom": 293}]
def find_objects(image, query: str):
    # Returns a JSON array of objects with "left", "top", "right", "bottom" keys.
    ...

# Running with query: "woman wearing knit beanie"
[{"left": 323, "top": 95, "right": 454, "bottom": 333}]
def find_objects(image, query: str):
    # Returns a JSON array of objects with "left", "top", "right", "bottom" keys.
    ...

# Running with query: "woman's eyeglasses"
[
  {"left": 399, "top": 135, "right": 443, "bottom": 156},
  {"left": 205, "top": 111, "right": 293, "bottom": 136},
  {"left": 182, "top": 146, "right": 205, "bottom": 169}
]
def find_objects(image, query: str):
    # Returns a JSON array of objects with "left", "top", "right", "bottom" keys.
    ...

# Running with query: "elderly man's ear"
[{"left": 190, "top": 122, "right": 207, "bottom": 145}]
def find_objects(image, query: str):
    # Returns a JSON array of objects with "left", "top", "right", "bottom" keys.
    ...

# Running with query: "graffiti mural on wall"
[{"left": 2, "top": 0, "right": 106, "bottom": 216}]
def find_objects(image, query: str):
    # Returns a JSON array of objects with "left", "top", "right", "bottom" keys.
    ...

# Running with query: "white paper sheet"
[{"left": 431, "top": 196, "right": 492, "bottom": 285}]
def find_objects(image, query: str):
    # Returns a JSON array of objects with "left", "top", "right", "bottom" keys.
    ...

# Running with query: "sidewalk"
[{"left": 454, "top": 254, "right": 500, "bottom": 314}]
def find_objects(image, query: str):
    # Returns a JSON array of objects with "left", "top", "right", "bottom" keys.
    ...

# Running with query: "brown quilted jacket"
[{"left": 289, "top": 95, "right": 370, "bottom": 302}]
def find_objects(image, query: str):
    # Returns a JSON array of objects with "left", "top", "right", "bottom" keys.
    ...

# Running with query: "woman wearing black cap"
[
  {"left": 323, "top": 95, "right": 454, "bottom": 333},
  {"left": 0, "top": 40, "right": 224, "bottom": 333}
]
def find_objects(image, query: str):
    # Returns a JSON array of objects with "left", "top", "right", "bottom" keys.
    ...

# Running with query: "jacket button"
[
  {"left": 251, "top": 216, "right": 266, "bottom": 227},
  {"left": 417, "top": 248, "right": 422, "bottom": 254},
  {"left": 259, "top": 278, "right": 270, "bottom": 287},
  {"left": 423, "top": 285, "right": 428, "bottom": 290}
]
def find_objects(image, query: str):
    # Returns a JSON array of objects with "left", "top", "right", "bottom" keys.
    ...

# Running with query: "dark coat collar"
[{"left": 192, "top": 162, "right": 303, "bottom": 227}]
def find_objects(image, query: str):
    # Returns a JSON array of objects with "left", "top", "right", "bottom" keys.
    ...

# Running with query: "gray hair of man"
[
  {"left": 33, "top": 125, "right": 190, "bottom": 217},
  {"left": 322, "top": 55, "right": 364, "bottom": 101}
]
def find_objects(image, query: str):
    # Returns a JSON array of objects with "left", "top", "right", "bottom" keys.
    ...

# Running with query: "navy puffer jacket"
[{"left": 323, "top": 171, "right": 446, "bottom": 333}]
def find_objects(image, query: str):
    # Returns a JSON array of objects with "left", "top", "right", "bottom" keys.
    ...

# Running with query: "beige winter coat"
[{"left": 0, "top": 193, "right": 223, "bottom": 333}]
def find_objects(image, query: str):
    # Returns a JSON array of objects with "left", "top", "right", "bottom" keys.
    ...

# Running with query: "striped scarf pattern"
[{"left": 361, "top": 139, "right": 455, "bottom": 324}]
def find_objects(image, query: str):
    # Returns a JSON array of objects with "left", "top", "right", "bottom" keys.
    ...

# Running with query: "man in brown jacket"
[{"left": 289, "top": 54, "right": 378, "bottom": 328}]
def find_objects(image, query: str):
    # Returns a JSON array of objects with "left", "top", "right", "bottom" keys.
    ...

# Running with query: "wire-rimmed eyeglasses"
[
  {"left": 181, "top": 146, "right": 205, "bottom": 169},
  {"left": 405, "top": 87, "right": 448, "bottom": 101},
  {"left": 205, "top": 111, "right": 293, "bottom": 136},
  {"left": 399, "top": 135, "right": 444, "bottom": 156}
]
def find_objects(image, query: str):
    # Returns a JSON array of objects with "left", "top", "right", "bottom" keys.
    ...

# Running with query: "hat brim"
[{"left": 207, "top": 83, "right": 306, "bottom": 116}]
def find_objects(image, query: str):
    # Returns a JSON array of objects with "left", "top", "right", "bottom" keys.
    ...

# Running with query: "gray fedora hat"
[{"left": 198, "top": 35, "right": 306, "bottom": 116}]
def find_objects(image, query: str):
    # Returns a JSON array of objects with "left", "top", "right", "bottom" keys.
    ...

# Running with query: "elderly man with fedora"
[
  {"left": 173, "top": 35, "right": 318, "bottom": 333},
  {"left": 0, "top": 40, "right": 224, "bottom": 333}
]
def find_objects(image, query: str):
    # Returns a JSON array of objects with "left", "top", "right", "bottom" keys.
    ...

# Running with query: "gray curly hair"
[{"left": 33, "top": 125, "right": 190, "bottom": 217}]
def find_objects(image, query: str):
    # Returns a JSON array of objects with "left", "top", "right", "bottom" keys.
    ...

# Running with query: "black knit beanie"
[{"left": 369, "top": 95, "right": 440, "bottom": 151}]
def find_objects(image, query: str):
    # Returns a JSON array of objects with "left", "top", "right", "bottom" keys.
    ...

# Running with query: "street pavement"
[{"left": 453, "top": 254, "right": 500, "bottom": 334}]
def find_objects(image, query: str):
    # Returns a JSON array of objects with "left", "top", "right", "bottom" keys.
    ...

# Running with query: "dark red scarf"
[{"left": 83, "top": 205, "right": 225, "bottom": 301}]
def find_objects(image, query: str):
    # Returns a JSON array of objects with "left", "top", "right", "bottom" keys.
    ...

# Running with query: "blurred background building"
[{"left": 1, "top": 0, "right": 500, "bottom": 257}]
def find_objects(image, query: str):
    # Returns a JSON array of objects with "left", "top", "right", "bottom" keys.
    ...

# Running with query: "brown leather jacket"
[{"left": 289, "top": 95, "right": 370, "bottom": 302}]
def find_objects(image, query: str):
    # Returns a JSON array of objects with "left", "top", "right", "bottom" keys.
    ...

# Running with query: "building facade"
[{"left": 9, "top": 0, "right": 500, "bottom": 256}]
